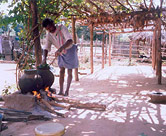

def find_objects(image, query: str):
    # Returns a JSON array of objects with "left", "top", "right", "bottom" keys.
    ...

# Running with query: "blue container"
[{"left": 0, "top": 113, "right": 2, "bottom": 132}]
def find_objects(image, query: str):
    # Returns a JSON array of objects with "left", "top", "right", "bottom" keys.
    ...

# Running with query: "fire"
[
  {"left": 45, "top": 87, "right": 52, "bottom": 97},
  {"left": 32, "top": 91, "right": 41, "bottom": 99}
]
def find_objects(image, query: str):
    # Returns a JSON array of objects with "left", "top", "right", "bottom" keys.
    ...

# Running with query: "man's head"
[{"left": 42, "top": 18, "right": 56, "bottom": 33}]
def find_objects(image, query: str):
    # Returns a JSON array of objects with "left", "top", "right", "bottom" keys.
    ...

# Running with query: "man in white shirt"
[{"left": 42, "top": 18, "right": 78, "bottom": 96}]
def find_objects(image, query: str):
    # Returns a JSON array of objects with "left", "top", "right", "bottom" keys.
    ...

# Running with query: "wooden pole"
[
  {"left": 110, "top": 29, "right": 153, "bottom": 34},
  {"left": 105, "top": 36, "right": 108, "bottom": 64},
  {"left": 129, "top": 41, "right": 133, "bottom": 64},
  {"left": 80, "top": 34, "right": 84, "bottom": 62},
  {"left": 156, "top": 17, "right": 162, "bottom": 84},
  {"left": 71, "top": 16, "right": 79, "bottom": 81},
  {"left": 135, "top": 40, "right": 139, "bottom": 58},
  {"left": 90, "top": 24, "right": 94, "bottom": 74},
  {"left": 108, "top": 33, "right": 112, "bottom": 66},
  {"left": 95, "top": 39, "right": 97, "bottom": 57},
  {"left": 152, "top": 29, "right": 156, "bottom": 70},
  {"left": 102, "top": 31, "right": 105, "bottom": 69}
]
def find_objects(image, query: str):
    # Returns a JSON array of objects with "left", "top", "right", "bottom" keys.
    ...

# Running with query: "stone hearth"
[{"left": 3, "top": 91, "right": 36, "bottom": 111}]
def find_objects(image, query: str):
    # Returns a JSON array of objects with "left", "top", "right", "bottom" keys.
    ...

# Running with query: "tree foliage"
[{"left": 0, "top": 0, "right": 163, "bottom": 38}]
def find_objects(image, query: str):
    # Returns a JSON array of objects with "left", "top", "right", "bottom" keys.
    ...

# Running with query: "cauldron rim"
[
  {"left": 24, "top": 69, "right": 37, "bottom": 74},
  {"left": 37, "top": 64, "right": 50, "bottom": 70}
]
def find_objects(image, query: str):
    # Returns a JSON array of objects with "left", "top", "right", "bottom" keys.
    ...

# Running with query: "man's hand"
[
  {"left": 42, "top": 49, "right": 48, "bottom": 65},
  {"left": 55, "top": 50, "right": 61, "bottom": 57},
  {"left": 41, "top": 58, "right": 47, "bottom": 65},
  {"left": 55, "top": 49, "right": 67, "bottom": 57}
]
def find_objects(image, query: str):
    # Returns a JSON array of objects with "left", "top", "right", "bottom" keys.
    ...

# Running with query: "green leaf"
[{"left": 74, "top": 0, "right": 82, "bottom": 4}]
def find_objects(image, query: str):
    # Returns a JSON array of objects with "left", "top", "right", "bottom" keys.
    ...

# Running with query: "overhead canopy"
[
  {"left": 43, "top": 0, "right": 164, "bottom": 84},
  {"left": 57, "top": 0, "right": 166, "bottom": 32}
]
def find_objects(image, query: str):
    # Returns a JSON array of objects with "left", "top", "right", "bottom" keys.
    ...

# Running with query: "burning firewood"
[
  {"left": 51, "top": 94, "right": 106, "bottom": 111},
  {"left": 44, "top": 87, "right": 106, "bottom": 111},
  {"left": 33, "top": 86, "right": 106, "bottom": 118},
  {"left": 33, "top": 90, "right": 69, "bottom": 118},
  {"left": 44, "top": 88, "right": 106, "bottom": 111},
  {"left": 37, "top": 98, "right": 69, "bottom": 118},
  {"left": 48, "top": 101, "right": 71, "bottom": 110}
]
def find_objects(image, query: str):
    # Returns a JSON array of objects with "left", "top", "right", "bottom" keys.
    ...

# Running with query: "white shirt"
[{"left": 43, "top": 25, "right": 72, "bottom": 52}]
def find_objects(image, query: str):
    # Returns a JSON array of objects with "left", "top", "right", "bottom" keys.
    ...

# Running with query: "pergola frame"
[{"left": 64, "top": 0, "right": 165, "bottom": 84}]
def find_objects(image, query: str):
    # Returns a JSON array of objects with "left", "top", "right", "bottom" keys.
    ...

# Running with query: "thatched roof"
[{"left": 129, "top": 31, "right": 166, "bottom": 45}]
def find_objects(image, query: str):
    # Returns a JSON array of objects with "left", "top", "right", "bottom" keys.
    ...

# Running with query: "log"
[
  {"left": 2, "top": 116, "right": 27, "bottom": 122},
  {"left": 48, "top": 101, "right": 71, "bottom": 110},
  {"left": 2, "top": 111, "right": 28, "bottom": 117},
  {"left": 78, "top": 72, "right": 87, "bottom": 75},
  {"left": 70, "top": 102, "right": 106, "bottom": 111},
  {"left": 51, "top": 94, "right": 106, "bottom": 111},
  {"left": 27, "top": 114, "right": 50, "bottom": 121},
  {"left": 2, "top": 114, "right": 50, "bottom": 122},
  {"left": 38, "top": 99, "right": 69, "bottom": 118},
  {"left": 0, "top": 108, "right": 32, "bottom": 115}
]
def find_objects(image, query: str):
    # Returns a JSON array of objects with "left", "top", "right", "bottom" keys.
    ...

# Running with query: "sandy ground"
[{"left": 1, "top": 61, "right": 166, "bottom": 136}]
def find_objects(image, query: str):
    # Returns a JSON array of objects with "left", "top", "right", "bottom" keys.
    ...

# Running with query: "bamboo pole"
[
  {"left": 152, "top": 28, "right": 156, "bottom": 70},
  {"left": 109, "top": 33, "right": 112, "bottom": 66},
  {"left": 156, "top": 17, "right": 162, "bottom": 84},
  {"left": 109, "top": 29, "right": 153, "bottom": 34},
  {"left": 94, "top": 39, "right": 97, "bottom": 57},
  {"left": 105, "top": 36, "right": 108, "bottom": 64},
  {"left": 155, "top": 23, "right": 159, "bottom": 76},
  {"left": 129, "top": 41, "right": 133, "bottom": 64},
  {"left": 90, "top": 23, "right": 94, "bottom": 73},
  {"left": 71, "top": 16, "right": 79, "bottom": 81},
  {"left": 102, "top": 31, "right": 105, "bottom": 69}
]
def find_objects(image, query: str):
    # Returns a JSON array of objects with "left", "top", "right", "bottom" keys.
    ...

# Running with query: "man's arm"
[
  {"left": 55, "top": 39, "right": 73, "bottom": 57},
  {"left": 58, "top": 39, "right": 73, "bottom": 52},
  {"left": 42, "top": 49, "right": 48, "bottom": 64}
]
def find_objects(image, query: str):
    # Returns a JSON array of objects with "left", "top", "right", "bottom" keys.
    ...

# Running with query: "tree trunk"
[
  {"left": 30, "top": 0, "right": 42, "bottom": 67},
  {"left": 71, "top": 16, "right": 79, "bottom": 81}
]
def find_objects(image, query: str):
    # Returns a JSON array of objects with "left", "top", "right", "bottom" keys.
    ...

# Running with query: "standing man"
[{"left": 42, "top": 18, "right": 79, "bottom": 96}]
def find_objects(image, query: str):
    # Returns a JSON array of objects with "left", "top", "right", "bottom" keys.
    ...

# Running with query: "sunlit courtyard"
[{"left": 1, "top": 62, "right": 166, "bottom": 136}]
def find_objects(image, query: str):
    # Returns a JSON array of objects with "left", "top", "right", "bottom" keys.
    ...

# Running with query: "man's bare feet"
[
  {"left": 64, "top": 91, "right": 69, "bottom": 96},
  {"left": 58, "top": 92, "right": 64, "bottom": 96}
]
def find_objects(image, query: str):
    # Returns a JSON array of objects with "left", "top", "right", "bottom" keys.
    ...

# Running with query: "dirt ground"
[{"left": 1, "top": 60, "right": 166, "bottom": 136}]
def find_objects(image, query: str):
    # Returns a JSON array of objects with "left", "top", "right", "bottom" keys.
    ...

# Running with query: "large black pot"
[
  {"left": 37, "top": 66, "right": 54, "bottom": 89},
  {"left": 18, "top": 69, "right": 43, "bottom": 94}
]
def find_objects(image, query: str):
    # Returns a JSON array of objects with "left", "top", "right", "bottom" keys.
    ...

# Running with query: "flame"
[
  {"left": 32, "top": 91, "right": 41, "bottom": 99},
  {"left": 45, "top": 87, "right": 52, "bottom": 97},
  {"left": 45, "top": 87, "right": 49, "bottom": 92}
]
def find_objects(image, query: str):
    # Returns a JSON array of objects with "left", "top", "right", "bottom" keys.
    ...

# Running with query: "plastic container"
[
  {"left": 35, "top": 122, "right": 65, "bottom": 136},
  {"left": 0, "top": 113, "right": 3, "bottom": 133}
]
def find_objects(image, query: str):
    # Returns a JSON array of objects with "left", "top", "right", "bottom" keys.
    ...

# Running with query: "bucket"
[{"left": 35, "top": 122, "right": 65, "bottom": 136}]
